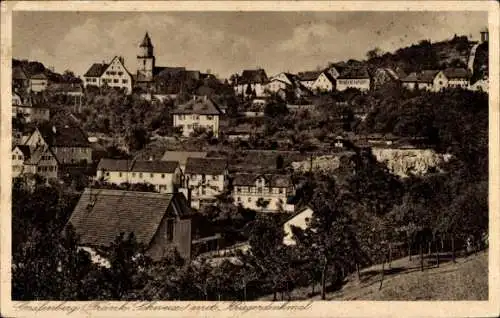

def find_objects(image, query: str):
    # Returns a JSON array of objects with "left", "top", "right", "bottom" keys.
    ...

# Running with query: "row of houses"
[
  {"left": 95, "top": 152, "right": 296, "bottom": 213},
  {"left": 12, "top": 124, "right": 93, "bottom": 180}
]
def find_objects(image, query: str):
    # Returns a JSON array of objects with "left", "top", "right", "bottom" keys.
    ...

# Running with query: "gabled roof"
[
  {"left": 298, "top": 71, "right": 322, "bottom": 81},
  {"left": 172, "top": 97, "right": 222, "bottom": 115},
  {"left": 30, "top": 73, "right": 48, "bottom": 80},
  {"left": 161, "top": 151, "right": 207, "bottom": 166},
  {"left": 131, "top": 160, "right": 179, "bottom": 173},
  {"left": 401, "top": 70, "right": 440, "bottom": 83},
  {"left": 97, "top": 158, "right": 132, "bottom": 172},
  {"left": 239, "top": 69, "right": 268, "bottom": 85},
  {"left": 338, "top": 67, "right": 370, "bottom": 79},
  {"left": 154, "top": 66, "right": 186, "bottom": 77},
  {"left": 24, "top": 146, "right": 58, "bottom": 165},
  {"left": 13, "top": 67, "right": 28, "bottom": 80},
  {"left": 13, "top": 145, "right": 31, "bottom": 158},
  {"left": 140, "top": 32, "right": 153, "bottom": 48},
  {"left": 184, "top": 157, "right": 227, "bottom": 175},
  {"left": 443, "top": 68, "right": 469, "bottom": 79},
  {"left": 37, "top": 124, "right": 90, "bottom": 148},
  {"left": 84, "top": 63, "right": 108, "bottom": 78},
  {"left": 67, "top": 189, "right": 192, "bottom": 248},
  {"left": 232, "top": 173, "right": 292, "bottom": 188}
]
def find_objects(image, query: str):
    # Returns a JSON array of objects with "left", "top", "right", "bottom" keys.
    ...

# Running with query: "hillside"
[
  {"left": 259, "top": 251, "right": 488, "bottom": 301},
  {"left": 361, "top": 35, "right": 487, "bottom": 76}
]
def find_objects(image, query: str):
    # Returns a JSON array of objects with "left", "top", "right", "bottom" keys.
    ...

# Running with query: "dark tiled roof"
[
  {"left": 30, "top": 73, "right": 48, "bottom": 80},
  {"left": 401, "top": 70, "right": 440, "bottom": 83},
  {"left": 184, "top": 157, "right": 227, "bottom": 175},
  {"left": 38, "top": 124, "right": 90, "bottom": 147},
  {"left": 68, "top": 189, "right": 192, "bottom": 248},
  {"left": 97, "top": 159, "right": 132, "bottom": 172},
  {"left": 338, "top": 67, "right": 370, "bottom": 79},
  {"left": 13, "top": 67, "right": 28, "bottom": 80},
  {"left": 15, "top": 145, "right": 31, "bottom": 158},
  {"left": 161, "top": 151, "right": 207, "bottom": 166},
  {"left": 298, "top": 71, "right": 322, "bottom": 81},
  {"left": 84, "top": 63, "right": 108, "bottom": 77},
  {"left": 131, "top": 160, "right": 179, "bottom": 173},
  {"left": 172, "top": 97, "right": 222, "bottom": 115},
  {"left": 232, "top": 173, "right": 291, "bottom": 187},
  {"left": 239, "top": 69, "right": 268, "bottom": 85},
  {"left": 140, "top": 32, "right": 153, "bottom": 47},
  {"left": 154, "top": 66, "right": 186, "bottom": 77},
  {"left": 443, "top": 68, "right": 469, "bottom": 79},
  {"left": 47, "top": 83, "right": 84, "bottom": 93}
]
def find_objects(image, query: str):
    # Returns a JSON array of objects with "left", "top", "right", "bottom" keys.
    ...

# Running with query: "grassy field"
[{"left": 259, "top": 250, "right": 488, "bottom": 301}]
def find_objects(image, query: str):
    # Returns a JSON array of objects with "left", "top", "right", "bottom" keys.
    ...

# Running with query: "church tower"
[{"left": 137, "top": 32, "right": 155, "bottom": 82}]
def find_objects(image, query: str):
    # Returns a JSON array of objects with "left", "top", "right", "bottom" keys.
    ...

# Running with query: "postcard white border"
[{"left": 1, "top": 1, "right": 499, "bottom": 317}]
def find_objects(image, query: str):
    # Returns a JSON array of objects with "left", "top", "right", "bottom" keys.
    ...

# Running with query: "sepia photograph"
[{"left": 1, "top": 1, "right": 499, "bottom": 317}]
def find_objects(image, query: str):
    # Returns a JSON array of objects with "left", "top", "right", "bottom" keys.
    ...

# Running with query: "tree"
[{"left": 367, "top": 47, "right": 383, "bottom": 60}]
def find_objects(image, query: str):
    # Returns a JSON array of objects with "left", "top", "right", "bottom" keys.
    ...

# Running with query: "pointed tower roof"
[{"left": 140, "top": 32, "right": 153, "bottom": 47}]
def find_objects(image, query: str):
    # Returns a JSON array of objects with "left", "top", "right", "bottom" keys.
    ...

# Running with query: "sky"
[{"left": 13, "top": 11, "right": 487, "bottom": 79}]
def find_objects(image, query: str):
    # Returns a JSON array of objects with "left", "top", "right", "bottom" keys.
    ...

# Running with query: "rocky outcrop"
[{"left": 371, "top": 148, "right": 452, "bottom": 178}]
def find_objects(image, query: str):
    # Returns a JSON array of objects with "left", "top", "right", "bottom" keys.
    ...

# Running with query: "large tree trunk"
[
  {"left": 388, "top": 243, "right": 393, "bottom": 269},
  {"left": 273, "top": 291, "right": 277, "bottom": 301},
  {"left": 451, "top": 234, "right": 456, "bottom": 263},
  {"left": 436, "top": 239, "right": 440, "bottom": 268},
  {"left": 419, "top": 243, "right": 424, "bottom": 271},
  {"left": 356, "top": 263, "right": 361, "bottom": 282},
  {"left": 379, "top": 256, "right": 386, "bottom": 290},
  {"left": 321, "top": 257, "right": 328, "bottom": 300},
  {"left": 408, "top": 239, "right": 412, "bottom": 261}
]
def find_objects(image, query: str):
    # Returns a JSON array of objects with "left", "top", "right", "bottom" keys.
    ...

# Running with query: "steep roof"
[
  {"left": 443, "top": 67, "right": 469, "bottom": 79},
  {"left": 131, "top": 160, "right": 179, "bottom": 173},
  {"left": 239, "top": 69, "right": 268, "bottom": 85},
  {"left": 232, "top": 173, "right": 292, "bottom": 188},
  {"left": 338, "top": 67, "right": 370, "bottom": 79},
  {"left": 172, "top": 97, "right": 222, "bottom": 115},
  {"left": 401, "top": 70, "right": 440, "bottom": 83},
  {"left": 14, "top": 145, "right": 31, "bottom": 158},
  {"left": 24, "top": 146, "right": 58, "bottom": 165},
  {"left": 30, "top": 73, "right": 48, "bottom": 80},
  {"left": 67, "top": 189, "right": 192, "bottom": 248},
  {"left": 298, "top": 71, "right": 322, "bottom": 81},
  {"left": 140, "top": 32, "right": 153, "bottom": 47},
  {"left": 184, "top": 157, "right": 227, "bottom": 175},
  {"left": 13, "top": 67, "right": 28, "bottom": 80},
  {"left": 161, "top": 151, "right": 207, "bottom": 166},
  {"left": 37, "top": 124, "right": 90, "bottom": 148},
  {"left": 84, "top": 63, "right": 108, "bottom": 78},
  {"left": 97, "top": 158, "right": 132, "bottom": 172}
]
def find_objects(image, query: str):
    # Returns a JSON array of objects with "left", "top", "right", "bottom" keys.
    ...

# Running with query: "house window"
[
  {"left": 237, "top": 197, "right": 241, "bottom": 202},
  {"left": 213, "top": 175, "right": 218, "bottom": 181},
  {"left": 166, "top": 219, "right": 174, "bottom": 242},
  {"left": 161, "top": 174, "right": 165, "bottom": 178},
  {"left": 257, "top": 187, "right": 262, "bottom": 193},
  {"left": 118, "top": 72, "right": 123, "bottom": 76},
  {"left": 106, "top": 172, "right": 110, "bottom": 177},
  {"left": 248, "top": 197, "right": 252, "bottom": 202},
  {"left": 207, "top": 115, "right": 213, "bottom": 120},
  {"left": 119, "top": 172, "right": 123, "bottom": 177},
  {"left": 113, "top": 79, "right": 119, "bottom": 83},
  {"left": 159, "top": 185, "right": 166, "bottom": 191},
  {"left": 201, "top": 187, "right": 206, "bottom": 195},
  {"left": 12, "top": 155, "right": 15, "bottom": 160},
  {"left": 279, "top": 188, "right": 284, "bottom": 194},
  {"left": 132, "top": 172, "right": 136, "bottom": 177},
  {"left": 122, "top": 79, "right": 128, "bottom": 84},
  {"left": 236, "top": 187, "right": 241, "bottom": 193},
  {"left": 139, "top": 173, "right": 143, "bottom": 178}
]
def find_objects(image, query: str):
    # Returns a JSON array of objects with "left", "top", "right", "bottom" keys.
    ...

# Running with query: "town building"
[
  {"left": 283, "top": 206, "right": 314, "bottom": 245},
  {"left": 83, "top": 56, "right": 133, "bottom": 94},
  {"left": 469, "top": 78, "right": 488, "bottom": 92},
  {"left": 231, "top": 173, "right": 296, "bottom": 213},
  {"left": 12, "top": 92, "right": 50, "bottom": 123},
  {"left": 443, "top": 68, "right": 470, "bottom": 89},
  {"left": 181, "top": 157, "right": 228, "bottom": 209},
  {"left": 96, "top": 158, "right": 181, "bottom": 193},
  {"left": 297, "top": 71, "right": 322, "bottom": 90},
  {"left": 336, "top": 68, "right": 371, "bottom": 91},
  {"left": 372, "top": 67, "right": 406, "bottom": 89},
  {"left": 67, "top": 189, "right": 195, "bottom": 260},
  {"left": 12, "top": 144, "right": 59, "bottom": 180},
  {"left": 13, "top": 67, "right": 29, "bottom": 91},
  {"left": 234, "top": 69, "right": 269, "bottom": 97},
  {"left": 161, "top": 151, "right": 207, "bottom": 172},
  {"left": 172, "top": 96, "right": 222, "bottom": 138},
  {"left": 311, "top": 71, "right": 335, "bottom": 92},
  {"left": 29, "top": 73, "right": 49, "bottom": 92},
  {"left": 401, "top": 68, "right": 469, "bottom": 92},
  {"left": 24, "top": 124, "right": 92, "bottom": 165}
]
